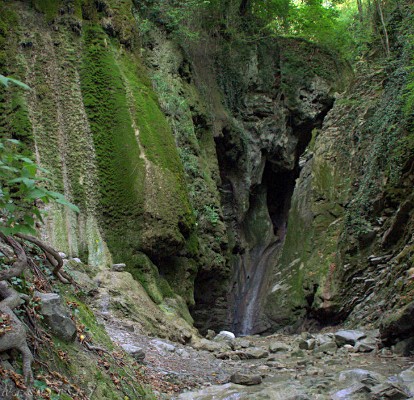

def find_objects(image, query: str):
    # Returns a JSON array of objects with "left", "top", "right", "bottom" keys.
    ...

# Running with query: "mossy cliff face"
[
  {"left": 1, "top": 0, "right": 195, "bottom": 332},
  {"left": 5, "top": 0, "right": 412, "bottom": 339},
  {"left": 264, "top": 1, "right": 414, "bottom": 333},
  {"left": 1, "top": 0, "right": 352, "bottom": 334},
  {"left": 205, "top": 37, "right": 351, "bottom": 334}
]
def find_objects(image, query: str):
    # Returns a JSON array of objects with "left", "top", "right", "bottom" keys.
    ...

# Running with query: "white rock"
[{"left": 216, "top": 331, "right": 236, "bottom": 340}]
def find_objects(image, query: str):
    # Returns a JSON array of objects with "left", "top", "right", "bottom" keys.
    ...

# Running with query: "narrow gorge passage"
[
  {"left": 232, "top": 165, "right": 297, "bottom": 335},
  {"left": 222, "top": 103, "right": 334, "bottom": 335}
]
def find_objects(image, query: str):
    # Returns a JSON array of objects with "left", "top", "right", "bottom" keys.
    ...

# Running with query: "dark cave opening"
[{"left": 262, "top": 162, "right": 298, "bottom": 241}]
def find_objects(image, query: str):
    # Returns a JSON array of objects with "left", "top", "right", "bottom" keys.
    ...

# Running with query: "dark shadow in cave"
[{"left": 263, "top": 162, "right": 298, "bottom": 241}]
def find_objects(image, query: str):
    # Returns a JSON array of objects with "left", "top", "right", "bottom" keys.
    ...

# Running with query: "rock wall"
[
  {"left": 3, "top": 0, "right": 412, "bottom": 339},
  {"left": 264, "top": 1, "right": 414, "bottom": 337},
  {"left": 0, "top": 0, "right": 195, "bottom": 335}
]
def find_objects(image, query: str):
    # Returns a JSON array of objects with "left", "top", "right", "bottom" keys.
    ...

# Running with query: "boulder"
[
  {"left": 35, "top": 291, "right": 76, "bottom": 342},
  {"left": 230, "top": 372, "right": 262, "bottom": 386},
  {"left": 335, "top": 330, "right": 366, "bottom": 346},
  {"left": 112, "top": 263, "right": 126, "bottom": 272},
  {"left": 206, "top": 329, "right": 216, "bottom": 340},
  {"left": 393, "top": 338, "right": 414, "bottom": 356},
  {"left": 234, "top": 338, "right": 252, "bottom": 349},
  {"left": 298, "top": 339, "right": 316, "bottom": 351},
  {"left": 370, "top": 383, "right": 411, "bottom": 400},
  {"left": 381, "top": 302, "right": 414, "bottom": 345},
  {"left": 151, "top": 339, "right": 176, "bottom": 353},
  {"left": 398, "top": 366, "right": 414, "bottom": 395},
  {"left": 192, "top": 338, "right": 231, "bottom": 353},
  {"left": 331, "top": 383, "right": 370, "bottom": 400},
  {"left": 355, "top": 337, "right": 377, "bottom": 353},
  {"left": 338, "top": 369, "right": 385, "bottom": 387},
  {"left": 121, "top": 344, "right": 145, "bottom": 361},
  {"left": 269, "top": 341, "right": 290, "bottom": 353},
  {"left": 214, "top": 331, "right": 236, "bottom": 343},
  {"left": 314, "top": 341, "right": 337, "bottom": 354},
  {"left": 69, "top": 270, "right": 98, "bottom": 296},
  {"left": 244, "top": 347, "right": 269, "bottom": 359}
]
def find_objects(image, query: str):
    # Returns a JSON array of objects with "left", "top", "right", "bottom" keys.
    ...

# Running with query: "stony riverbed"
[{"left": 102, "top": 315, "right": 414, "bottom": 400}]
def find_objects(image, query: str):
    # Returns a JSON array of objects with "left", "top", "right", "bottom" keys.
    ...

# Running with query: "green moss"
[
  {"left": 33, "top": 288, "right": 155, "bottom": 400},
  {"left": 80, "top": 23, "right": 146, "bottom": 255},
  {"left": 64, "top": 291, "right": 114, "bottom": 349},
  {"left": 127, "top": 252, "right": 164, "bottom": 304},
  {"left": 0, "top": 4, "right": 33, "bottom": 147},
  {"left": 33, "top": 0, "right": 61, "bottom": 22}
]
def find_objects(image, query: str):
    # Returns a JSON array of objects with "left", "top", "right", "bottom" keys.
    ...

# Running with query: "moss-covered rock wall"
[{"left": 1, "top": 0, "right": 197, "bottom": 330}]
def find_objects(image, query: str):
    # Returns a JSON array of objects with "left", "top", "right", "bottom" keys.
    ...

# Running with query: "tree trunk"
[
  {"left": 375, "top": 0, "right": 390, "bottom": 57},
  {"left": 357, "top": 0, "right": 364, "bottom": 23},
  {"left": 239, "top": 0, "right": 250, "bottom": 16}
]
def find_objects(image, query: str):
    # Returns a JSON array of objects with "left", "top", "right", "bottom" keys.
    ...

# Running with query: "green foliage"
[
  {"left": 203, "top": 204, "right": 220, "bottom": 226},
  {"left": 0, "top": 138, "right": 79, "bottom": 235},
  {"left": 33, "top": 0, "right": 61, "bottom": 22},
  {"left": 0, "top": 74, "right": 30, "bottom": 91},
  {"left": 135, "top": 0, "right": 213, "bottom": 40},
  {"left": 80, "top": 24, "right": 145, "bottom": 221}
]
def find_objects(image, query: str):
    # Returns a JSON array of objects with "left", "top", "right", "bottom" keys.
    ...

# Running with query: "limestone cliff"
[
  {"left": 1, "top": 0, "right": 413, "bottom": 344},
  {"left": 264, "top": 0, "right": 414, "bottom": 340}
]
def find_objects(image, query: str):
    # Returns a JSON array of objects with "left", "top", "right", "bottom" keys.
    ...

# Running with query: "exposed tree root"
[
  {"left": 0, "top": 282, "right": 33, "bottom": 399},
  {"left": 0, "top": 233, "right": 74, "bottom": 398},
  {"left": 15, "top": 233, "right": 73, "bottom": 284},
  {"left": 0, "top": 234, "right": 28, "bottom": 281}
]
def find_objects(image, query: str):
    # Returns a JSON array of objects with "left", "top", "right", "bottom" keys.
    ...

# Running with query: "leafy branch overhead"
[
  {"left": 0, "top": 75, "right": 79, "bottom": 236},
  {"left": 0, "top": 139, "right": 80, "bottom": 235}
]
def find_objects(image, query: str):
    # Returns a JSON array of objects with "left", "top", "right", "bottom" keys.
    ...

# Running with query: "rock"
[
  {"left": 315, "top": 333, "right": 335, "bottom": 345},
  {"left": 381, "top": 302, "right": 414, "bottom": 345},
  {"left": 393, "top": 337, "right": 414, "bottom": 356},
  {"left": 112, "top": 263, "right": 126, "bottom": 272},
  {"left": 35, "top": 291, "right": 76, "bottom": 342},
  {"left": 370, "top": 383, "right": 411, "bottom": 400},
  {"left": 335, "top": 330, "right": 366, "bottom": 346},
  {"left": 256, "top": 365, "right": 270, "bottom": 375},
  {"left": 151, "top": 339, "right": 176, "bottom": 353},
  {"left": 192, "top": 338, "right": 231, "bottom": 353},
  {"left": 314, "top": 341, "right": 337, "bottom": 354},
  {"left": 176, "top": 348, "right": 191, "bottom": 359},
  {"left": 70, "top": 270, "right": 98, "bottom": 296},
  {"left": 230, "top": 372, "right": 262, "bottom": 386},
  {"left": 382, "top": 200, "right": 413, "bottom": 247},
  {"left": 355, "top": 337, "right": 377, "bottom": 353},
  {"left": 58, "top": 252, "right": 67, "bottom": 259},
  {"left": 206, "top": 329, "right": 216, "bottom": 340},
  {"left": 71, "top": 257, "right": 82, "bottom": 263},
  {"left": 244, "top": 347, "right": 269, "bottom": 359},
  {"left": 343, "top": 344, "right": 356, "bottom": 352},
  {"left": 214, "top": 331, "right": 235, "bottom": 342},
  {"left": 177, "top": 381, "right": 311, "bottom": 399},
  {"left": 234, "top": 338, "right": 252, "bottom": 349},
  {"left": 368, "top": 254, "right": 392, "bottom": 265},
  {"left": 331, "top": 383, "right": 370, "bottom": 400},
  {"left": 121, "top": 344, "right": 145, "bottom": 361},
  {"left": 398, "top": 366, "right": 414, "bottom": 394},
  {"left": 298, "top": 339, "right": 316, "bottom": 350},
  {"left": 269, "top": 341, "right": 290, "bottom": 353},
  {"left": 338, "top": 369, "right": 386, "bottom": 386}
]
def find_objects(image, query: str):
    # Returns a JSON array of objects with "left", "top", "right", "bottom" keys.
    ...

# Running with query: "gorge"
[{"left": 1, "top": 0, "right": 414, "bottom": 398}]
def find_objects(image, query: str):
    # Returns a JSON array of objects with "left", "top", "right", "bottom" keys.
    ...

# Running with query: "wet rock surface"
[{"left": 102, "top": 319, "right": 414, "bottom": 399}]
